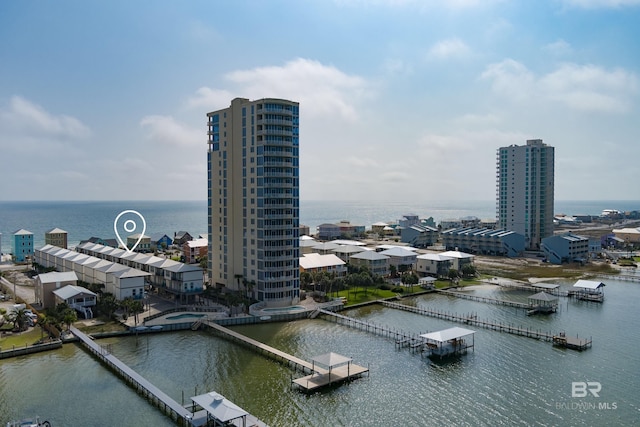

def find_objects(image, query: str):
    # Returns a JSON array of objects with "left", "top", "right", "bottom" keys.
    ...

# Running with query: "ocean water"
[
  {"left": 1, "top": 199, "right": 638, "bottom": 251},
  {"left": 1, "top": 278, "right": 638, "bottom": 426}
]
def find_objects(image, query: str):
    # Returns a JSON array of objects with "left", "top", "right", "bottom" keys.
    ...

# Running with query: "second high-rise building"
[
  {"left": 496, "top": 139, "right": 554, "bottom": 251},
  {"left": 207, "top": 98, "right": 300, "bottom": 307}
]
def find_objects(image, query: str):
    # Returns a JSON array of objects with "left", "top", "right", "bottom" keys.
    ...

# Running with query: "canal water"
[{"left": 1, "top": 277, "right": 639, "bottom": 426}]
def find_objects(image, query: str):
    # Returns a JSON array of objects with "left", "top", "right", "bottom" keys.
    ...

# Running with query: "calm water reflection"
[{"left": 1, "top": 279, "right": 638, "bottom": 426}]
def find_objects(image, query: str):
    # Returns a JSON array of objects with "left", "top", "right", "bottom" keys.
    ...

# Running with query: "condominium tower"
[
  {"left": 207, "top": 98, "right": 300, "bottom": 307},
  {"left": 496, "top": 139, "right": 554, "bottom": 250}
]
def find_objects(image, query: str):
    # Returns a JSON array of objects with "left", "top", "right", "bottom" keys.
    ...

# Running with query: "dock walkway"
[
  {"left": 201, "top": 320, "right": 320, "bottom": 374},
  {"left": 489, "top": 281, "right": 569, "bottom": 297},
  {"left": 436, "top": 289, "right": 529, "bottom": 309},
  {"left": 70, "top": 326, "right": 192, "bottom": 425},
  {"left": 382, "top": 301, "right": 561, "bottom": 342},
  {"left": 201, "top": 320, "right": 368, "bottom": 391},
  {"left": 316, "top": 309, "right": 428, "bottom": 350}
]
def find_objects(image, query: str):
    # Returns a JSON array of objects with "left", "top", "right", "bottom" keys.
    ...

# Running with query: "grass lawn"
[
  {"left": 477, "top": 262, "right": 619, "bottom": 281},
  {"left": 75, "top": 318, "right": 127, "bottom": 334},
  {"left": 0, "top": 327, "right": 46, "bottom": 350}
]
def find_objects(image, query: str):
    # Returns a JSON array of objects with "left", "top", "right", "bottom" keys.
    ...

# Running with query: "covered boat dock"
[
  {"left": 291, "top": 352, "right": 369, "bottom": 392},
  {"left": 420, "top": 327, "right": 475, "bottom": 359},
  {"left": 187, "top": 391, "right": 266, "bottom": 427},
  {"left": 527, "top": 292, "right": 559, "bottom": 315},
  {"left": 568, "top": 280, "right": 605, "bottom": 302}
]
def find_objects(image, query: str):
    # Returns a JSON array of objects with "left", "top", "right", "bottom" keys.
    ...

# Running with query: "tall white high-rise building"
[
  {"left": 207, "top": 98, "right": 300, "bottom": 307},
  {"left": 496, "top": 139, "right": 554, "bottom": 250}
]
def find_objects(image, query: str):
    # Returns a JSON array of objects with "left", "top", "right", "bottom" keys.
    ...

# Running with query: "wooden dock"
[
  {"left": 436, "top": 289, "right": 529, "bottom": 309},
  {"left": 552, "top": 332, "right": 592, "bottom": 350},
  {"left": 201, "top": 320, "right": 368, "bottom": 391},
  {"left": 292, "top": 363, "right": 369, "bottom": 392},
  {"left": 70, "top": 326, "right": 193, "bottom": 425},
  {"left": 316, "top": 309, "right": 429, "bottom": 351},
  {"left": 381, "top": 301, "right": 592, "bottom": 349},
  {"left": 201, "top": 320, "right": 317, "bottom": 373},
  {"left": 491, "top": 281, "right": 569, "bottom": 297}
]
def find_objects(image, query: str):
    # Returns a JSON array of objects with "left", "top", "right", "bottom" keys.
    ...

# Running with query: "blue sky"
[{"left": 1, "top": 0, "right": 639, "bottom": 202}]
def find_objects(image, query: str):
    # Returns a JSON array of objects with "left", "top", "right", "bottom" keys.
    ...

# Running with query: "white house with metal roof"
[
  {"left": 349, "top": 250, "right": 390, "bottom": 276},
  {"left": 52, "top": 284, "right": 97, "bottom": 318},
  {"left": 415, "top": 253, "right": 454, "bottom": 278},
  {"left": 299, "top": 253, "right": 347, "bottom": 276},
  {"left": 379, "top": 247, "right": 418, "bottom": 270},
  {"left": 439, "top": 250, "right": 475, "bottom": 271}
]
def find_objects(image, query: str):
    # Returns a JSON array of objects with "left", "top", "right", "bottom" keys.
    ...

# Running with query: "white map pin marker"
[{"left": 114, "top": 210, "right": 147, "bottom": 253}]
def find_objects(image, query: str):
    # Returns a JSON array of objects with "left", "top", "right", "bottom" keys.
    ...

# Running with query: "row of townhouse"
[
  {"left": 441, "top": 227, "right": 525, "bottom": 257},
  {"left": 35, "top": 245, "right": 149, "bottom": 302},
  {"left": 75, "top": 242, "right": 203, "bottom": 304}
]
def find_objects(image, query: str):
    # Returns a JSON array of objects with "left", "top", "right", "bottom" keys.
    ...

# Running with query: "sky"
[{"left": 1, "top": 0, "right": 639, "bottom": 203}]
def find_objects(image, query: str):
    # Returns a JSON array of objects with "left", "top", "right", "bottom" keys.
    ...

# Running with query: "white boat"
[{"left": 6, "top": 417, "right": 51, "bottom": 427}]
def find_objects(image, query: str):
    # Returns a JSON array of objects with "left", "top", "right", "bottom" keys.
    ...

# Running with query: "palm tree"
[
  {"left": 9, "top": 308, "right": 30, "bottom": 331},
  {"left": 62, "top": 309, "right": 77, "bottom": 331}
]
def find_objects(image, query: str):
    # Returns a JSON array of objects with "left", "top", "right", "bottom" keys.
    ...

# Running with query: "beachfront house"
[
  {"left": 150, "top": 233, "right": 173, "bottom": 251},
  {"left": 173, "top": 231, "right": 193, "bottom": 246},
  {"left": 45, "top": 228, "right": 68, "bottom": 249},
  {"left": 12, "top": 229, "right": 34, "bottom": 263}
]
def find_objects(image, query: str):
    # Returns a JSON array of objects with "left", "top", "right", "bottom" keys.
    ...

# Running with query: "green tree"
[
  {"left": 389, "top": 265, "right": 398, "bottom": 278},
  {"left": 402, "top": 272, "right": 419, "bottom": 292},
  {"left": 121, "top": 298, "right": 145, "bottom": 325},
  {"left": 300, "top": 272, "right": 312, "bottom": 290},
  {"left": 461, "top": 264, "right": 477, "bottom": 278},
  {"left": 62, "top": 308, "right": 78, "bottom": 331},
  {"left": 97, "top": 293, "right": 119, "bottom": 319},
  {"left": 8, "top": 308, "right": 30, "bottom": 331}
]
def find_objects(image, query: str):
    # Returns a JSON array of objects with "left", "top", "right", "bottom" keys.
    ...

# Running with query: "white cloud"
[
  {"left": 222, "top": 58, "right": 371, "bottom": 121},
  {"left": 480, "top": 59, "right": 536, "bottom": 102},
  {"left": 453, "top": 113, "right": 502, "bottom": 126},
  {"left": 0, "top": 96, "right": 90, "bottom": 139},
  {"left": 540, "top": 63, "right": 638, "bottom": 112},
  {"left": 543, "top": 39, "right": 573, "bottom": 56},
  {"left": 560, "top": 0, "right": 640, "bottom": 8},
  {"left": 140, "top": 115, "right": 202, "bottom": 147},
  {"left": 186, "top": 87, "right": 235, "bottom": 111},
  {"left": 481, "top": 59, "right": 638, "bottom": 113},
  {"left": 382, "top": 58, "right": 413, "bottom": 75},
  {"left": 428, "top": 38, "right": 470, "bottom": 59}
]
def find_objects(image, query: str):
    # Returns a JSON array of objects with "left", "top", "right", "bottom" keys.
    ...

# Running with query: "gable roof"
[
  {"left": 37, "top": 271, "right": 78, "bottom": 283},
  {"left": 13, "top": 229, "right": 33, "bottom": 235},
  {"left": 420, "top": 327, "right": 475, "bottom": 343},
  {"left": 350, "top": 251, "right": 389, "bottom": 261},
  {"left": 46, "top": 227, "right": 67, "bottom": 234},
  {"left": 300, "top": 253, "right": 345, "bottom": 270},
  {"left": 53, "top": 284, "right": 96, "bottom": 300}
]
